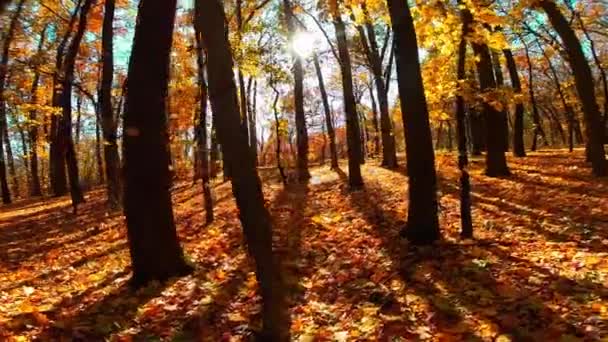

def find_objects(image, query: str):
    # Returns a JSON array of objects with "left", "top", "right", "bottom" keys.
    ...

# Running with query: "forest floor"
[{"left": 0, "top": 149, "right": 607, "bottom": 341}]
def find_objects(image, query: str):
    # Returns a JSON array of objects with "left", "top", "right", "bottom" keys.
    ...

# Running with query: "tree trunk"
[
  {"left": 123, "top": 0, "right": 193, "bottom": 286},
  {"left": 3, "top": 123, "right": 18, "bottom": 196},
  {"left": 60, "top": 0, "right": 92, "bottom": 208},
  {"left": 50, "top": 0, "right": 81, "bottom": 197},
  {"left": 539, "top": 0, "right": 607, "bottom": 176},
  {"left": 284, "top": 0, "right": 310, "bottom": 181},
  {"left": 388, "top": 0, "right": 440, "bottom": 244},
  {"left": 197, "top": 0, "right": 287, "bottom": 339},
  {"left": 100, "top": 0, "right": 122, "bottom": 208},
  {"left": 271, "top": 82, "right": 287, "bottom": 186},
  {"left": 520, "top": 38, "right": 545, "bottom": 152},
  {"left": 490, "top": 49, "right": 510, "bottom": 152},
  {"left": 360, "top": 4, "right": 397, "bottom": 168},
  {"left": 368, "top": 83, "right": 381, "bottom": 157},
  {"left": 95, "top": 114, "right": 104, "bottom": 184},
  {"left": 249, "top": 80, "right": 258, "bottom": 164},
  {"left": 472, "top": 40, "right": 510, "bottom": 176},
  {"left": 75, "top": 93, "right": 82, "bottom": 146},
  {"left": 455, "top": 18, "right": 473, "bottom": 238},
  {"left": 27, "top": 27, "right": 46, "bottom": 196},
  {"left": 503, "top": 48, "right": 526, "bottom": 157},
  {"left": 0, "top": 0, "right": 26, "bottom": 203},
  {"left": 313, "top": 53, "right": 338, "bottom": 169},
  {"left": 193, "top": 6, "right": 214, "bottom": 224},
  {"left": 332, "top": 9, "right": 364, "bottom": 189},
  {"left": 210, "top": 122, "right": 218, "bottom": 178}
]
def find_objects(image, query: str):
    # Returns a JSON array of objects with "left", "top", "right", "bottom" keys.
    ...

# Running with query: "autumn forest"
[{"left": 0, "top": 0, "right": 607, "bottom": 340}]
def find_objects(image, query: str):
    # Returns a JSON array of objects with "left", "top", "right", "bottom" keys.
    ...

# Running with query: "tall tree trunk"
[
  {"left": 197, "top": 0, "right": 287, "bottom": 339},
  {"left": 60, "top": 0, "right": 93, "bottom": 209},
  {"left": 472, "top": 40, "right": 510, "bottom": 176},
  {"left": 538, "top": 39, "right": 575, "bottom": 150},
  {"left": 75, "top": 93, "right": 82, "bottom": 146},
  {"left": 50, "top": 0, "right": 82, "bottom": 197},
  {"left": 235, "top": 0, "right": 250, "bottom": 147},
  {"left": 387, "top": 0, "right": 440, "bottom": 244},
  {"left": 284, "top": 0, "right": 310, "bottom": 181},
  {"left": 490, "top": 49, "right": 510, "bottom": 152},
  {"left": 0, "top": 0, "right": 26, "bottom": 203},
  {"left": 249, "top": 80, "right": 258, "bottom": 164},
  {"left": 123, "top": 0, "right": 193, "bottom": 286},
  {"left": 332, "top": 7, "right": 364, "bottom": 189},
  {"left": 368, "top": 83, "right": 381, "bottom": 157},
  {"left": 271, "top": 81, "right": 287, "bottom": 186},
  {"left": 27, "top": 27, "right": 46, "bottom": 197},
  {"left": 210, "top": 122, "right": 218, "bottom": 178},
  {"left": 193, "top": 6, "right": 214, "bottom": 224},
  {"left": 313, "top": 53, "right": 338, "bottom": 169},
  {"left": 521, "top": 38, "right": 545, "bottom": 152},
  {"left": 100, "top": 0, "right": 122, "bottom": 208},
  {"left": 503, "top": 48, "right": 526, "bottom": 157},
  {"left": 3, "top": 123, "right": 18, "bottom": 196},
  {"left": 456, "top": 17, "right": 473, "bottom": 238},
  {"left": 539, "top": 0, "right": 607, "bottom": 176},
  {"left": 95, "top": 113, "right": 104, "bottom": 184},
  {"left": 359, "top": 4, "right": 397, "bottom": 168}
]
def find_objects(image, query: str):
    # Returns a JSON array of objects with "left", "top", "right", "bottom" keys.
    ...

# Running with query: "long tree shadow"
[
  {"left": 269, "top": 182, "right": 310, "bottom": 339},
  {"left": 348, "top": 180, "right": 596, "bottom": 339}
]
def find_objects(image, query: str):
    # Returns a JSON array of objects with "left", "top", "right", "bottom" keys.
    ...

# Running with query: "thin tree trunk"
[
  {"left": 359, "top": 4, "right": 397, "bottom": 168},
  {"left": 123, "top": 0, "right": 193, "bottom": 286},
  {"left": 0, "top": 0, "right": 26, "bottom": 203},
  {"left": 3, "top": 123, "right": 18, "bottom": 196},
  {"left": 197, "top": 0, "right": 287, "bottom": 339},
  {"left": 521, "top": 38, "right": 545, "bottom": 152},
  {"left": 313, "top": 53, "right": 338, "bottom": 169},
  {"left": 455, "top": 17, "right": 473, "bottom": 238},
  {"left": 95, "top": 114, "right": 104, "bottom": 184},
  {"left": 193, "top": 7, "right": 214, "bottom": 224},
  {"left": 388, "top": 0, "right": 440, "bottom": 244},
  {"left": 61, "top": 0, "right": 93, "bottom": 209},
  {"left": 539, "top": 0, "right": 607, "bottom": 176},
  {"left": 332, "top": 7, "right": 363, "bottom": 189},
  {"left": 368, "top": 83, "right": 381, "bottom": 157},
  {"left": 100, "top": 0, "right": 121, "bottom": 208},
  {"left": 270, "top": 81, "right": 287, "bottom": 186},
  {"left": 75, "top": 93, "right": 82, "bottom": 146},
  {"left": 249, "top": 80, "right": 258, "bottom": 164},
  {"left": 50, "top": 0, "right": 81, "bottom": 197},
  {"left": 503, "top": 48, "right": 526, "bottom": 157},
  {"left": 27, "top": 27, "right": 46, "bottom": 197},
  {"left": 284, "top": 0, "right": 310, "bottom": 181}
]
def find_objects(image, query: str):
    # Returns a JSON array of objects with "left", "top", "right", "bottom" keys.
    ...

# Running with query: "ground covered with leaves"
[{"left": 0, "top": 150, "right": 606, "bottom": 341}]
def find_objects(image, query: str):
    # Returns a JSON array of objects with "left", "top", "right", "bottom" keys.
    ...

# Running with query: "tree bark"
[
  {"left": 123, "top": 0, "right": 193, "bottom": 286},
  {"left": 60, "top": 0, "right": 92, "bottom": 208},
  {"left": 197, "top": 0, "right": 287, "bottom": 339},
  {"left": 270, "top": 81, "right": 287, "bottom": 186},
  {"left": 3, "top": 122, "right": 18, "bottom": 196},
  {"left": 100, "top": 0, "right": 122, "bottom": 208},
  {"left": 0, "top": 0, "right": 26, "bottom": 203},
  {"left": 490, "top": 49, "right": 510, "bottom": 152},
  {"left": 360, "top": 4, "right": 397, "bottom": 168},
  {"left": 284, "top": 0, "right": 310, "bottom": 181},
  {"left": 387, "top": 0, "right": 440, "bottom": 244},
  {"left": 503, "top": 48, "right": 526, "bottom": 157},
  {"left": 50, "top": 0, "right": 81, "bottom": 197},
  {"left": 193, "top": 5, "right": 214, "bottom": 224},
  {"left": 249, "top": 79, "right": 258, "bottom": 164},
  {"left": 456, "top": 17, "right": 473, "bottom": 238},
  {"left": 539, "top": 0, "right": 607, "bottom": 176},
  {"left": 521, "top": 38, "right": 546, "bottom": 152},
  {"left": 332, "top": 8, "right": 364, "bottom": 189},
  {"left": 313, "top": 53, "right": 338, "bottom": 169}
]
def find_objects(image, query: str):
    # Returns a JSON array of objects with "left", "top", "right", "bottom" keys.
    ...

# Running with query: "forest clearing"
[{"left": 1, "top": 151, "right": 607, "bottom": 341}]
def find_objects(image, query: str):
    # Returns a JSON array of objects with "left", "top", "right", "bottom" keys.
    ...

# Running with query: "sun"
[{"left": 291, "top": 31, "right": 316, "bottom": 58}]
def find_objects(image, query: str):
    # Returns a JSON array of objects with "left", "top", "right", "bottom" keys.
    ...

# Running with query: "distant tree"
[
  {"left": 503, "top": 48, "right": 526, "bottom": 157},
  {"left": 122, "top": 0, "right": 193, "bottom": 286},
  {"left": 312, "top": 53, "right": 339, "bottom": 169}
]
